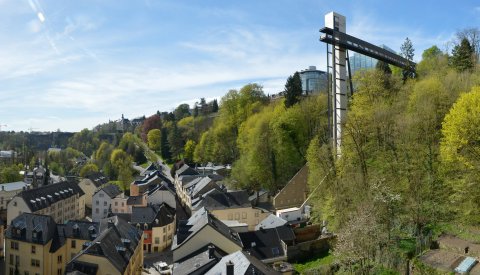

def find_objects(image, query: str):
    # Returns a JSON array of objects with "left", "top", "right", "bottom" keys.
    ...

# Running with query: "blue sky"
[{"left": 1, "top": 0, "right": 479, "bottom": 132}]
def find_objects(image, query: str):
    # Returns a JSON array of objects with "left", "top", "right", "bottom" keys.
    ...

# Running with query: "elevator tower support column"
[{"left": 325, "top": 12, "right": 347, "bottom": 156}]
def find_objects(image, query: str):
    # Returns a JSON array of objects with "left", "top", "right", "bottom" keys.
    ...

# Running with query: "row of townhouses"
[{"left": 0, "top": 160, "right": 317, "bottom": 275}]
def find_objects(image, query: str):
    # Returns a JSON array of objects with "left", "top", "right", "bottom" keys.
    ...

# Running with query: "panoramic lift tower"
[
  {"left": 320, "top": 11, "right": 415, "bottom": 157},
  {"left": 324, "top": 12, "right": 347, "bottom": 156}
]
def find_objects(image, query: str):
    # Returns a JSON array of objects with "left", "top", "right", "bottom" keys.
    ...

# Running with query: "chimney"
[
  {"left": 226, "top": 260, "right": 234, "bottom": 275},
  {"left": 208, "top": 245, "right": 215, "bottom": 259}
]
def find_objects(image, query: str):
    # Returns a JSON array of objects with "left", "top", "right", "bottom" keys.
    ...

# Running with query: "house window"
[
  {"left": 99, "top": 193, "right": 104, "bottom": 197},
  {"left": 71, "top": 240, "right": 76, "bottom": 248},
  {"left": 95, "top": 200, "right": 99, "bottom": 205},
  {"left": 235, "top": 213, "right": 240, "bottom": 220},
  {"left": 57, "top": 268, "right": 62, "bottom": 275},
  {"left": 163, "top": 236, "right": 166, "bottom": 241},
  {"left": 103, "top": 201, "right": 107, "bottom": 206},
  {"left": 95, "top": 208, "right": 99, "bottom": 214},
  {"left": 9, "top": 267, "right": 13, "bottom": 275},
  {"left": 16, "top": 255, "right": 19, "bottom": 264},
  {"left": 115, "top": 202, "right": 118, "bottom": 206},
  {"left": 103, "top": 209, "right": 107, "bottom": 214},
  {"left": 31, "top": 245, "right": 36, "bottom": 254},
  {"left": 9, "top": 254, "right": 13, "bottom": 265},
  {"left": 144, "top": 233, "right": 148, "bottom": 239},
  {"left": 11, "top": 241, "right": 18, "bottom": 250},
  {"left": 144, "top": 224, "right": 148, "bottom": 230},
  {"left": 228, "top": 213, "right": 233, "bottom": 220},
  {"left": 155, "top": 237, "right": 160, "bottom": 244},
  {"left": 24, "top": 272, "right": 29, "bottom": 275},
  {"left": 57, "top": 255, "right": 62, "bottom": 263},
  {"left": 163, "top": 227, "right": 166, "bottom": 233},
  {"left": 31, "top": 259, "right": 40, "bottom": 267},
  {"left": 242, "top": 212, "right": 247, "bottom": 219}
]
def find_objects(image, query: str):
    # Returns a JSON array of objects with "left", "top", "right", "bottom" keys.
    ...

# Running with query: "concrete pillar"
[{"left": 325, "top": 12, "right": 347, "bottom": 156}]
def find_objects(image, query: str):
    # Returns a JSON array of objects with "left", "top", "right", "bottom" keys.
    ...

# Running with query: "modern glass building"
[
  {"left": 350, "top": 45, "right": 396, "bottom": 75},
  {"left": 299, "top": 66, "right": 328, "bottom": 95}
]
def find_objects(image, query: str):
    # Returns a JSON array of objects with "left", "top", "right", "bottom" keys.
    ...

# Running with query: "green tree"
[
  {"left": 68, "top": 129, "right": 99, "bottom": 157},
  {"left": 400, "top": 37, "right": 415, "bottom": 80},
  {"left": 212, "top": 99, "right": 219, "bottom": 112},
  {"left": 0, "top": 165, "right": 22, "bottom": 183},
  {"left": 184, "top": 140, "right": 196, "bottom": 164},
  {"left": 450, "top": 38, "right": 475, "bottom": 72},
  {"left": 160, "top": 127, "right": 172, "bottom": 161},
  {"left": 376, "top": 60, "right": 392, "bottom": 75},
  {"left": 79, "top": 163, "right": 99, "bottom": 177},
  {"left": 167, "top": 122, "right": 184, "bottom": 159},
  {"left": 174, "top": 104, "right": 191, "bottom": 121},
  {"left": 441, "top": 86, "right": 480, "bottom": 224},
  {"left": 95, "top": 142, "right": 114, "bottom": 169},
  {"left": 284, "top": 72, "right": 303, "bottom": 107},
  {"left": 147, "top": 129, "right": 161, "bottom": 151}
]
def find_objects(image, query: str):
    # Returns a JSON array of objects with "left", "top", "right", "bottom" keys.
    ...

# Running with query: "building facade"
[
  {"left": 78, "top": 172, "right": 109, "bottom": 208},
  {"left": 131, "top": 203, "right": 176, "bottom": 253},
  {"left": 7, "top": 181, "right": 85, "bottom": 225},
  {"left": 4, "top": 213, "right": 99, "bottom": 275},
  {"left": 350, "top": 44, "right": 396, "bottom": 75},
  {"left": 299, "top": 66, "right": 328, "bottom": 95},
  {"left": 92, "top": 184, "right": 123, "bottom": 221}
]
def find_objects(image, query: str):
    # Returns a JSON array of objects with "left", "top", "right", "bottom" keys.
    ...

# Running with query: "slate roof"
[
  {"left": 0, "top": 181, "right": 28, "bottom": 192},
  {"left": 176, "top": 164, "right": 199, "bottom": 177},
  {"left": 131, "top": 203, "right": 175, "bottom": 228},
  {"left": 205, "top": 250, "right": 281, "bottom": 275},
  {"left": 50, "top": 220, "right": 99, "bottom": 253},
  {"left": 7, "top": 213, "right": 101, "bottom": 254},
  {"left": 173, "top": 245, "right": 227, "bottom": 275},
  {"left": 17, "top": 181, "right": 85, "bottom": 212},
  {"left": 84, "top": 172, "right": 108, "bottom": 188},
  {"left": 147, "top": 182, "right": 175, "bottom": 196},
  {"left": 255, "top": 214, "right": 287, "bottom": 230},
  {"left": 69, "top": 216, "right": 143, "bottom": 274},
  {"left": 186, "top": 177, "right": 221, "bottom": 199},
  {"left": 173, "top": 207, "right": 242, "bottom": 250},
  {"left": 6, "top": 213, "right": 57, "bottom": 245},
  {"left": 96, "top": 184, "right": 122, "bottom": 199},
  {"left": 127, "top": 195, "right": 144, "bottom": 205},
  {"left": 192, "top": 189, "right": 251, "bottom": 211},
  {"left": 238, "top": 226, "right": 295, "bottom": 261}
]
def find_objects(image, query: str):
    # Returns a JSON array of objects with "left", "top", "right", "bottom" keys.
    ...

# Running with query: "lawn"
[{"left": 293, "top": 252, "right": 334, "bottom": 274}]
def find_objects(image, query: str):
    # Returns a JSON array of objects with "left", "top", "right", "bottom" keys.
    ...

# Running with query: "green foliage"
[
  {"left": 193, "top": 83, "right": 268, "bottom": 164},
  {"left": 232, "top": 94, "right": 328, "bottom": 192},
  {"left": 183, "top": 140, "right": 196, "bottom": 164},
  {"left": 79, "top": 163, "right": 99, "bottom": 177},
  {"left": 147, "top": 129, "right": 161, "bottom": 151},
  {"left": 293, "top": 252, "right": 334, "bottom": 274},
  {"left": 417, "top": 46, "right": 449, "bottom": 77},
  {"left": 400, "top": 37, "right": 415, "bottom": 80},
  {"left": 450, "top": 38, "right": 475, "bottom": 72},
  {"left": 68, "top": 129, "right": 99, "bottom": 157},
  {"left": 440, "top": 86, "right": 480, "bottom": 224},
  {"left": 376, "top": 60, "right": 392, "bottom": 75},
  {"left": 0, "top": 164, "right": 22, "bottom": 183},
  {"left": 284, "top": 71, "right": 303, "bottom": 107},
  {"left": 174, "top": 103, "right": 191, "bottom": 121}
]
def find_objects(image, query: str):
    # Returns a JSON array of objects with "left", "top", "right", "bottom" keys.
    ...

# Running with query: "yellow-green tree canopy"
[
  {"left": 147, "top": 129, "right": 161, "bottom": 151},
  {"left": 79, "top": 163, "right": 99, "bottom": 177},
  {"left": 441, "top": 86, "right": 480, "bottom": 169}
]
